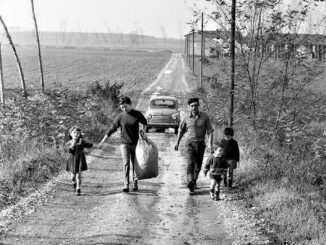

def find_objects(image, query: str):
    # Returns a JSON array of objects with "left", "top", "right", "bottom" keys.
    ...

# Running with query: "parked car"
[{"left": 145, "top": 95, "right": 179, "bottom": 134}]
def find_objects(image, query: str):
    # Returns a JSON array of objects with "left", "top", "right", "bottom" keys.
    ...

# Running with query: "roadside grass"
[
  {"left": 0, "top": 139, "right": 65, "bottom": 199},
  {"left": 191, "top": 56, "right": 326, "bottom": 244},
  {"left": 245, "top": 177, "right": 326, "bottom": 244},
  {"left": 0, "top": 81, "right": 123, "bottom": 211},
  {"left": 235, "top": 122, "right": 326, "bottom": 244}
]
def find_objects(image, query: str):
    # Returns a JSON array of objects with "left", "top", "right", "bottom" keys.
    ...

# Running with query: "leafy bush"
[
  {"left": 0, "top": 80, "right": 124, "bottom": 209},
  {"left": 88, "top": 80, "right": 123, "bottom": 109},
  {"left": 84, "top": 80, "right": 124, "bottom": 141}
]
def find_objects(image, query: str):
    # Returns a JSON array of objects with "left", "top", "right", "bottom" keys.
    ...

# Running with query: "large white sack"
[{"left": 135, "top": 132, "right": 159, "bottom": 180}]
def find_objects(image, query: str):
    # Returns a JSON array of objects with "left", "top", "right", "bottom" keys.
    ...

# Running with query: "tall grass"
[
  {"left": 192, "top": 56, "right": 326, "bottom": 244},
  {"left": 0, "top": 81, "right": 122, "bottom": 209},
  {"left": 235, "top": 124, "right": 326, "bottom": 244},
  {"left": 0, "top": 137, "right": 65, "bottom": 199}
]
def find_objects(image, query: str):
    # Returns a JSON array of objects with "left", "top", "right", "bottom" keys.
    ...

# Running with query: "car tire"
[{"left": 174, "top": 128, "right": 178, "bottom": 134}]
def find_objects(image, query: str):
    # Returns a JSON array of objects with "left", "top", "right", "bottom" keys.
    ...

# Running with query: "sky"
[{"left": 0, "top": 0, "right": 215, "bottom": 39}]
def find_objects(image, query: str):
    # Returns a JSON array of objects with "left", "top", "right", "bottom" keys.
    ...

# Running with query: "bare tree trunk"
[
  {"left": 31, "top": 0, "right": 45, "bottom": 92},
  {"left": 0, "top": 15, "right": 26, "bottom": 96},
  {"left": 160, "top": 25, "right": 167, "bottom": 50},
  {"left": 274, "top": 56, "right": 291, "bottom": 133},
  {"left": 0, "top": 42, "right": 4, "bottom": 108}
]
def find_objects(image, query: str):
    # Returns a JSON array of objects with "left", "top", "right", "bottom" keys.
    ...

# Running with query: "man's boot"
[
  {"left": 194, "top": 172, "right": 199, "bottom": 189},
  {"left": 187, "top": 173, "right": 195, "bottom": 193},
  {"left": 187, "top": 180, "right": 195, "bottom": 193}
]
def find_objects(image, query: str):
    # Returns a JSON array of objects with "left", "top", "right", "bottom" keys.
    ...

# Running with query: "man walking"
[
  {"left": 174, "top": 98, "right": 214, "bottom": 194},
  {"left": 99, "top": 96, "right": 147, "bottom": 192}
]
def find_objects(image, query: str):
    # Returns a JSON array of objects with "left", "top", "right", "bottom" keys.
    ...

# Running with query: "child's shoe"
[
  {"left": 133, "top": 180, "right": 138, "bottom": 191},
  {"left": 215, "top": 190, "right": 220, "bottom": 201},
  {"left": 209, "top": 189, "right": 215, "bottom": 199},
  {"left": 76, "top": 189, "right": 81, "bottom": 196}
]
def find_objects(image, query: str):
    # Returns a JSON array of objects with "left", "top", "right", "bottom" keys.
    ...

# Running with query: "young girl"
[
  {"left": 66, "top": 126, "right": 97, "bottom": 196},
  {"left": 202, "top": 141, "right": 228, "bottom": 200}
]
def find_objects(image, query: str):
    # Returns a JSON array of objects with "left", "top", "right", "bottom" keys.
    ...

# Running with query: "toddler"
[{"left": 202, "top": 141, "right": 228, "bottom": 200}]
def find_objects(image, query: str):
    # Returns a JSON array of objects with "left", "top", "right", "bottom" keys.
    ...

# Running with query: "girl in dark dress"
[{"left": 66, "top": 126, "right": 97, "bottom": 195}]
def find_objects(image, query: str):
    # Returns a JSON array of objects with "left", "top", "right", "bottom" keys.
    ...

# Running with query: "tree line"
[{"left": 191, "top": 0, "right": 326, "bottom": 139}]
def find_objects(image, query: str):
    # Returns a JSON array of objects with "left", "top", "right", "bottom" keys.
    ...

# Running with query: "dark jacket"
[
  {"left": 203, "top": 155, "right": 228, "bottom": 175},
  {"left": 107, "top": 109, "right": 147, "bottom": 145},
  {"left": 66, "top": 139, "right": 93, "bottom": 173},
  {"left": 221, "top": 138, "right": 240, "bottom": 162}
]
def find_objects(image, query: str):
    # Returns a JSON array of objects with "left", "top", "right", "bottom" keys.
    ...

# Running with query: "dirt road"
[{"left": 1, "top": 53, "right": 235, "bottom": 245}]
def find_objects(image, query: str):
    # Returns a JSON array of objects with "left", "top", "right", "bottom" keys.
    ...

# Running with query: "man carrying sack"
[{"left": 99, "top": 96, "right": 147, "bottom": 192}]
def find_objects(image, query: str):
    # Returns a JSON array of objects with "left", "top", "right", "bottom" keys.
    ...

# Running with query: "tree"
[
  {"left": 116, "top": 27, "right": 125, "bottom": 48},
  {"left": 0, "top": 15, "right": 26, "bottom": 96},
  {"left": 129, "top": 27, "right": 140, "bottom": 49},
  {"left": 191, "top": 0, "right": 325, "bottom": 138},
  {"left": 31, "top": 0, "right": 45, "bottom": 92},
  {"left": 59, "top": 18, "right": 68, "bottom": 45},
  {"left": 160, "top": 25, "right": 167, "bottom": 50}
]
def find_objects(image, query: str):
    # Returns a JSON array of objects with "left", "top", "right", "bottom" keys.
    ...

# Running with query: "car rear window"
[{"left": 150, "top": 99, "right": 177, "bottom": 109}]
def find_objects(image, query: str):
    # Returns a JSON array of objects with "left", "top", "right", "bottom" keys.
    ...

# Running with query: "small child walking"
[
  {"left": 66, "top": 126, "right": 97, "bottom": 196},
  {"left": 221, "top": 127, "right": 240, "bottom": 188},
  {"left": 202, "top": 141, "right": 228, "bottom": 200}
]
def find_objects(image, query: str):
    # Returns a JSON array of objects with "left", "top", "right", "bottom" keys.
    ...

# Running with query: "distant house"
[
  {"left": 183, "top": 0, "right": 326, "bottom": 60},
  {"left": 185, "top": 30, "right": 326, "bottom": 60},
  {"left": 184, "top": 30, "right": 243, "bottom": 57},
  {"left": 250, "top": 33, "right": 326, "bottom": 60}
]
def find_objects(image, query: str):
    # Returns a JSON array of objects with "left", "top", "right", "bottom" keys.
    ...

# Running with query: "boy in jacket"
[
  {"left": 221, "top": 127, "right": 240, "bottom": 188},
  {"left": 203, "top": 141, "right": 228, "bottom": 200}
]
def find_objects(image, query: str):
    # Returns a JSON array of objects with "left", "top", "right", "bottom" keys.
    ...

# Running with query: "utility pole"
[
  {"left": 229, "top": 0, "right": 236, "bottom": 127},
  {"left": 187, "top": 35, "right": 190, "bottom": 67},
  {"left": 31, "top": 0, "right": 45, "bottom": 92},
  {"left": 200, "top": 12, "right": 204, "bottom": 88},
  {"left": 0, "top": 42, "right": 4, "bottom": 108},
  {"left": 192, "top": 29, "right": 195, "bottom": 76}
]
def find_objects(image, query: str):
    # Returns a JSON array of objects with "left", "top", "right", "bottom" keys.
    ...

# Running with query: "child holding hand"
[
  {"left": 66, "top": 126, "right": 98, "bottom": 196},
  {"left": 202, "top": 141, "right": 228, "bottom": 200}
]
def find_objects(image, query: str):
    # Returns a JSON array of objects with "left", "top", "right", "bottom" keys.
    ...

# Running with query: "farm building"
[
  {"left": 185, "top": 0, "right": 326, "bottom": 60},
  {"left": 184, "top": 30, "right": 243, "bottom": 58},
  {"left": 185, "top": 30, "right": 326, "bottom": 60}
]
